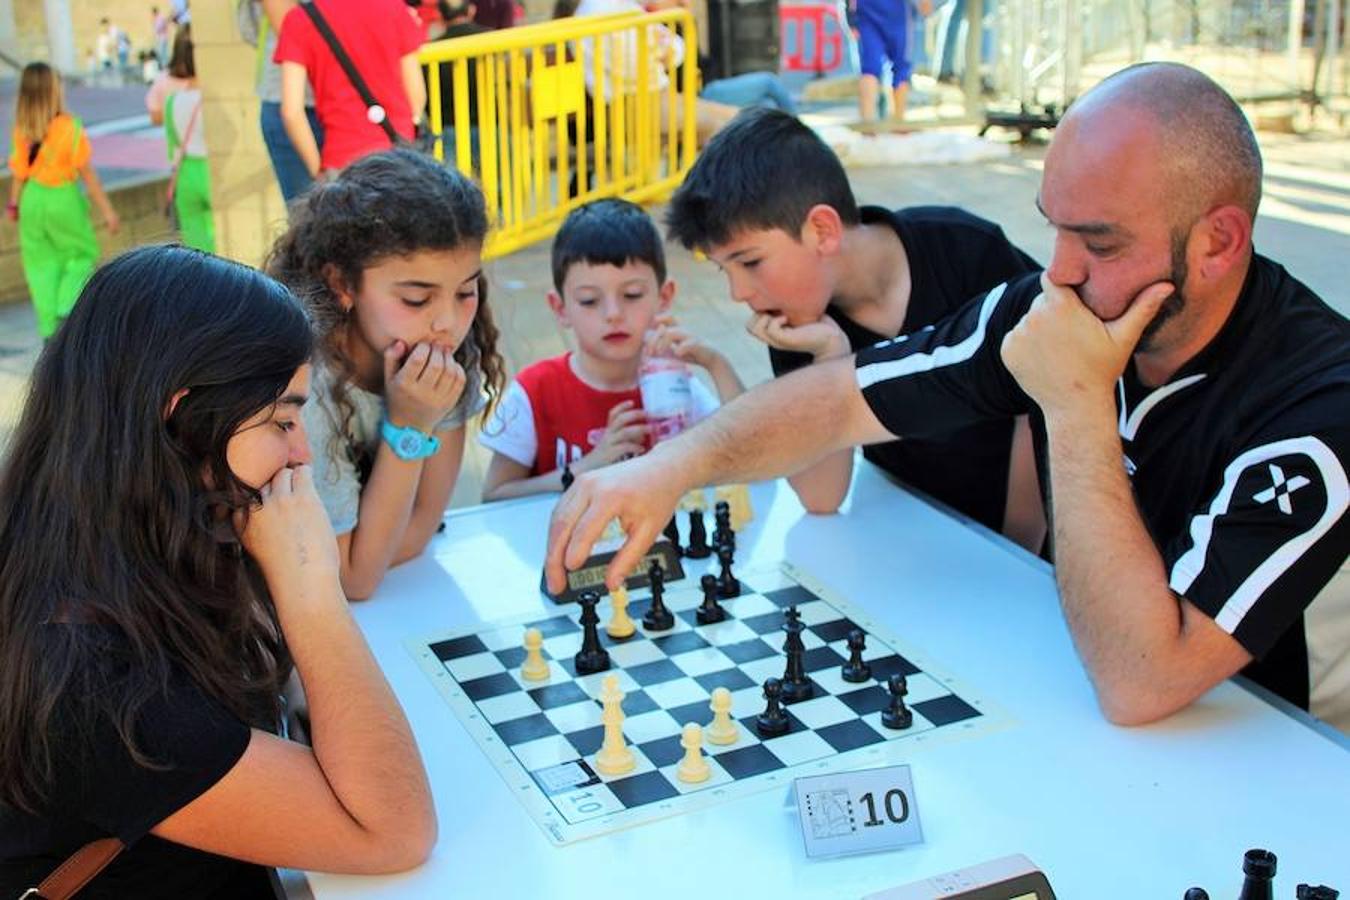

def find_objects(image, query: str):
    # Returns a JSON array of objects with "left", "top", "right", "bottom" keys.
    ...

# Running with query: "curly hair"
[{"left": 264, "top": 150, "right": 505, "bottom": 470}]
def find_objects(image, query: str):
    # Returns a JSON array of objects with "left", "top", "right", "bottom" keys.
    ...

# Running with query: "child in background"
[
  {"left": 480, "top": 198, "right": 744, "bottom": 501},
  {"left": 7, "top": 62, "right": 119, "bottom": 339},
  {"left": 162, "top": 27, "right": 214, "bottom": 253},
  {"left": 266, "top": 149, "right": 504, "bottom": 600}
]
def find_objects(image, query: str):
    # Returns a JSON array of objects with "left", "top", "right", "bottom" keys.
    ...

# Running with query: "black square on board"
[
  {"left": 608, "top": 770, "right": 680, "bottom": 808},
  {"left": 741, "top": 611, "right": 786, "bottom": 636},
  {"left": 651, "top": 631, "right": 710, "bottom": 655},
  {"left": 636, "top": 733, "right": 686, "bottom": 768},
  {"left": 492, "top": 713, "right": 558, "bottom": 745},
  {"left": 762, "top": 585, "right": 818, "bottom": 608},
  {"left": 913, "top": 694, "right": 981, "bottom": 727},
  {"left": 430, "top": 635, "right": 487, "bottom": 661},
  {"left": 495, "top": 646, "right": 527, "bottom": 669},
  {"left": 802, "top": 646, "right": 846, "bottom": 673},
  {"left": 868, "top": 654, "right": 921, "bottom": 680},
  {"left": 836, "top": 685, "right": 890, "bottom": 716},
  {"left": 461, "top": 671, "right": 520, "bottom": 702},
  {"left": 720, "top": 638, "right": 778, "bottom": 665},
  {"left": 626, "top": 659, "right": 686, "bottom": 687},
  {"left": 811, "top": 618, "right": 861, "bottom": 643},
  {"left": 715, "top": 744, "right": 786, "bottom": 779},
  {"left": 527, "top": 681, "right": 590, "bottom": 710},
  {"left": 666, "top": 699, "right": 713, "bottom": 729},
  {"left": 694, "top": 668, "right": 755, "bottom": 694},
  {"left": 564, "top": 724, "right": 606, "bottom": 757},
  {"left": 816, "top": 719, "right": 886, "bottom": 753}
]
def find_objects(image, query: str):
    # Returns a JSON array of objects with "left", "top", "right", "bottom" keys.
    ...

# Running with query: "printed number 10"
[{"left": 859, "top": 789, "right": 909, "bottom": 827}]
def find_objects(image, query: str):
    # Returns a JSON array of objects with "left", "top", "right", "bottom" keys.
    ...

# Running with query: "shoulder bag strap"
[
  {"left": 165, "top": 95, "right": 201, "bottom": 202},
  {"left": 299, "top": 1, "right": 402, "bottom": 147},
  {"left": 21, "top": 836, "right": 125, "bottom": 900}
]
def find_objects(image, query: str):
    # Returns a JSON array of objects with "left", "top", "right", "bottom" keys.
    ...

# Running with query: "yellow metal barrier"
[{"left": 420, "top": 11, "right": 700, "bottom": 260}]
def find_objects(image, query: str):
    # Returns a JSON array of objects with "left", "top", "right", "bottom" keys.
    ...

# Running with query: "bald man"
[{"left": 544, "top": 63, "right": 1350, "bottom": 732}]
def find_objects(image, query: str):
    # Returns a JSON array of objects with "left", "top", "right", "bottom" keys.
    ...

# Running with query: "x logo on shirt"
[{"left": 1253, "top": 463, "right": 1311, "bottom": 515}]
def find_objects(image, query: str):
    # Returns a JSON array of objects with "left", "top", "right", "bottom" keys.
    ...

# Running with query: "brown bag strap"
[{"left": 23, "top": 837, "right": 125, "bottom": 900}]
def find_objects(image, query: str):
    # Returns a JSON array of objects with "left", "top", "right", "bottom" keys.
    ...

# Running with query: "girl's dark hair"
[
  {"left": 167, "top": 24, "right": 194, "bottom": 79},
  {"left": 0, "top": 245, "right": 312, "bottom": 814},
  {"left": 265, "top": 149, "right": 504, "bottom": 459}
]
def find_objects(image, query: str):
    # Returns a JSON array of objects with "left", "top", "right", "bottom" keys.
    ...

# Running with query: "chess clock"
[
  {"left": 539, "top": 539, "right": 685, "bottom": 603},
  {"left": 863, "top": 855, "right": 1058, "bottom": 900}
]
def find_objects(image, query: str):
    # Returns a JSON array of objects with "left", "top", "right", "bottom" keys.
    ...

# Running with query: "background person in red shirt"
[{"left": 275, "top": 0, "right": 426, "bottom": 177}]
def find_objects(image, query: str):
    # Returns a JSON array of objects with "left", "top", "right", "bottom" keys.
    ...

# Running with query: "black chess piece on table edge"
[
  {"left": 715, "top": 542, "right": 740, "bottom": 598},
  {"left": 779, "top": 606, "right": 814, "bottom": 702},
  {"left": 642, "top": 559, "right": 674, "bottom": 631},
  {"left": 840, "top": 629, "right": 871, "bottom": 682},
  {"left": 696, "top": 573, "right": 726, "bottom": 624},
  {"left": 1237, "top": 849, "right": 1276, "bottom": 900},
  {"left": 756, "top": 677, "right": 789, "bottom": 736},
  {"left": 880, "top": 672, "right": 912, "bottom": 730},
  {"left": 573, "top": 590, "right": 611, "bottom": 674},
  {"left": 662, "top": 514, "right": 681, "bottom": 554},
  {"left": 684, "top": 507, "right": 711, "bottom": 558}
]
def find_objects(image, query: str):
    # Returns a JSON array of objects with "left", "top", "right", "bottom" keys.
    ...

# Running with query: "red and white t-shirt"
[
  {"left": 273, "top": 0, "right": 422, "bottom": 172},
  {"left": 481, "top": 353, "right": 719, "bottom": 476}
]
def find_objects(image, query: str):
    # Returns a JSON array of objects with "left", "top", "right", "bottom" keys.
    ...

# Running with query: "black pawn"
[
  {"left": 684, "top": 508, "right": 711, "bottom": 558},
  {"left": 1296, "top": 886, "right": 1339, "bottom": 899},
  {"left": 662, "top": 514, "right": 681, "bottom": 553},
  {"left": 715, "top": 543, "right": 740, "bottom": 598},
  {"left": 1183, "top": 891, "right": 1210, "bottom": 900},
  {"left": 642, "top": 560, "right": 674, "bottom": 631},
  {"left": 1238, "top": 850, "right": 1276, "bottom": 900},
  {"left": 696, "top": 574, "right": 726, "bottom": 624},
  {"left": 560, "top": 465, "right": 575, "bottom": 492},
  {"left": 780, "top": 606, "right": 814, "bottom": 702},
  {"left": 573, "top": 591, "right": 611, "bottom": 674},
  {"left": 840, "top": 629, "right": 871, "bottom": 683},
  {"left": 755, "top": 677, "right": 789, "bottom": 736},
  {"left": 712, "top": 500, "right": 733, "bottom": 550},
  {"left": 880, "top": 673, "right": 913, "bottom": 730}
]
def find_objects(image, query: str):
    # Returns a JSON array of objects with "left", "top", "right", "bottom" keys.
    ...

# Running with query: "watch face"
[{"left": 398, "top": 433, "right": 422, "bottom": 456}]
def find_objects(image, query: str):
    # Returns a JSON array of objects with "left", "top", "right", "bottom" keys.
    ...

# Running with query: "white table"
[{"left": 296, "top": 463, "right": 1350, "bottom": 899}]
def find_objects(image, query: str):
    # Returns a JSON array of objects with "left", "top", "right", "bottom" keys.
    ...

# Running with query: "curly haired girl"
[{"left": 267, "top": 149, "right": 504, "bottom": 600}]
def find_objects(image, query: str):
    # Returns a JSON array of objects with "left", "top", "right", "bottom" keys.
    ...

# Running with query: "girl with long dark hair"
[{"left": 0, "top": 245, "right": 434, "bottom": 898}]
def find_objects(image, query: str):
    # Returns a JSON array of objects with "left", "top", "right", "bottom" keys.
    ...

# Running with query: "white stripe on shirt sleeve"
[
  {"left": 856, "top": 281, "right": 1007, "bottom": 391},
  {"left": 1169, "top": 435, "right": 1349, "bottom": 633}
]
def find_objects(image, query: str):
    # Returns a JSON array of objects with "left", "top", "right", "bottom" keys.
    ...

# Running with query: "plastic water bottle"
[{"left": 637, "top": 335, "right": 692, "bottom": 444}]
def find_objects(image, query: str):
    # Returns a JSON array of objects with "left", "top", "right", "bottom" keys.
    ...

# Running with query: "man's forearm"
[
  {"left": 1046, "top": 407, "right": 1203, "bottom": 722},
  {"left": 656, "top": 354, "right": 888, "bottom": 492}
]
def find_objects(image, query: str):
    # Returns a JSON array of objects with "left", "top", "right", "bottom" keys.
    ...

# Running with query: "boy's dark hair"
[
  {"left": 551, "top": 198, "right": 667, "bottom": 292},
  {"left": 666, "top": 107, "right": 859, "bottom": 251}
]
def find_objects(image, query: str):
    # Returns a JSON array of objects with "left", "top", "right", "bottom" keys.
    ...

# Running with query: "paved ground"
[{"left": 0, "top": 89, "right": 1346, "bottom": 506}]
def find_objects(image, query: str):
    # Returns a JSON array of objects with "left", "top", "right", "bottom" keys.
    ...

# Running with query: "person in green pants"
[
  {"left": 7, "top": 63, "right": 120, "bottom": 338},
  {"left": 163, "top": 26, "right": 215, "bottom": 253}
]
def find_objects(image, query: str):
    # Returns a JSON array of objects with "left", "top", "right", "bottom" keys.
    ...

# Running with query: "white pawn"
[
  {"left": 606, "top": 585, "right": 636, "bottom": 639},
  {"left": 676, "top": 722, "right": 710, "bottom": 783},
  {"left": 521, "top": 627, "right": 549, "bottom": 681},
  {"left": 594, "top": 675, "right": 635, "bottom": 776},
  {"left": 706, "top": 687, "right": 738, "bottom": 745}
]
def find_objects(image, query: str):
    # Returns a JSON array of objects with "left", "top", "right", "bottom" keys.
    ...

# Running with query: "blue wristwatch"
[{"left": 380, "top": 418, "right": 441, "bottom": 460}]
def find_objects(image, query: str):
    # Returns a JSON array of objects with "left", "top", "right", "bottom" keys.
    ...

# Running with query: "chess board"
[{"left": 409, "top": 560, "right": 999, "bottom": 845}]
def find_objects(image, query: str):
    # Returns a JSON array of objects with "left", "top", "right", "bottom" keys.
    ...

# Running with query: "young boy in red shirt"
[{"left": 481, "top": 199, "right": 744, "bottom": 500}]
